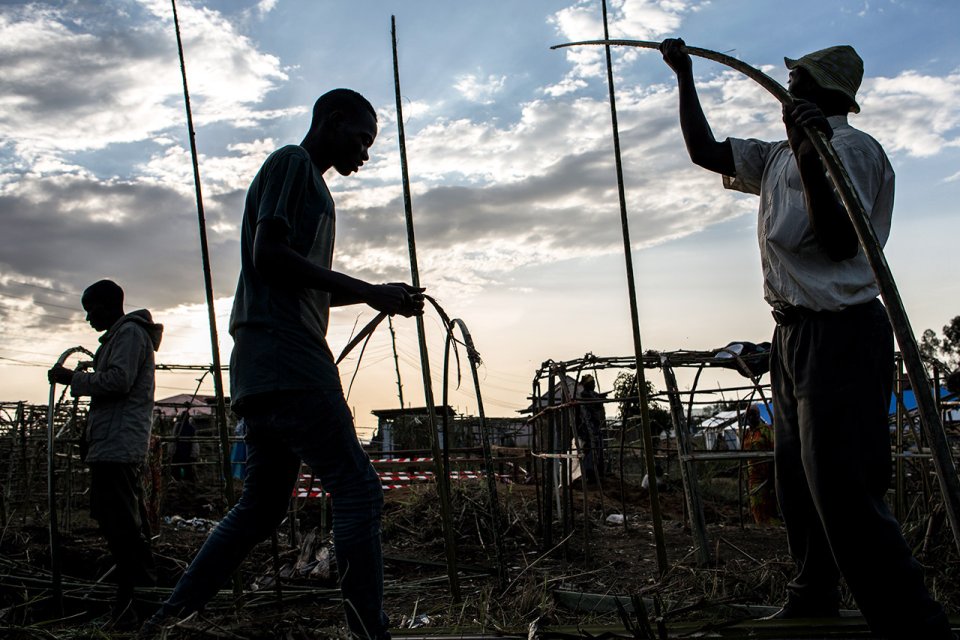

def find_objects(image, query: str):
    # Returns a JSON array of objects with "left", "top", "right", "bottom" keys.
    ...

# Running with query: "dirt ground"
[{"left": 1, "top": 472, "right": 957, "bottom": 639}]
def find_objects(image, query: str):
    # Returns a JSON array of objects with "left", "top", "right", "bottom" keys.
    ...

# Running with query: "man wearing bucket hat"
[{"left": 659, "top": 40, "right": 953, "bottom": 639}]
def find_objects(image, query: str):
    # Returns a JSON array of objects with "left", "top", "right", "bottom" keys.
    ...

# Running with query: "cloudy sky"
[{"left": 2, "top": 0, "right": 959, "bottom": 432}]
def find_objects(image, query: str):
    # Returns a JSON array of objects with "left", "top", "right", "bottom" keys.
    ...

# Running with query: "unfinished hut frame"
[{"left": 525, "top": 350, "right": 960, "bottom": 572}]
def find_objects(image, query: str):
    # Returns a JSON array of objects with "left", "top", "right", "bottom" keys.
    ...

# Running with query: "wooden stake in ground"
[
  {"left": 391, "top": 15, "right": 461, "bottom": 602},
  {"left": 553, "top": 37, "right": 960, "bottom": 555},
  {"left": 170, "top": 0, "right": 236, "bottom": 513},
  {"left": 451, "top": 318, "right": 507, "bottom": 590},
  {"left": 596, "top": 0, "right": 669, "bottom": 576},
  {"left": 46, "top": 346, "right": 93, "bottom": 614}
]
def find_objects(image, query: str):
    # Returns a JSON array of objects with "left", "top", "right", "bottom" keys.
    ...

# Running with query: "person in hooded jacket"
[{"left": 49, "top": 279, "right": 163, "bottom": 629}]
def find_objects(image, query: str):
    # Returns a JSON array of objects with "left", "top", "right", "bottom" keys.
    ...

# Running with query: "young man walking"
[{"left": 141, "top": 89, "right": 422, "bottom": 640}]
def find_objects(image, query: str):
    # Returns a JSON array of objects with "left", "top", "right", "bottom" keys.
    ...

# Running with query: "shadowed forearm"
[{"left": 795, "top": 146, "right": 859, "bottom": 260}]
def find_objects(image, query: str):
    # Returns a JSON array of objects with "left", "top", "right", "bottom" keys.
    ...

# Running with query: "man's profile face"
[
  {"left": 330, "top": 109, "right": 378, "bottom": 177},
  {"left": 81, "top": 295, "right": 113, "bottom": 331},
  {"left": 787, "top": 67, "right": 818, "bottom": 101}
]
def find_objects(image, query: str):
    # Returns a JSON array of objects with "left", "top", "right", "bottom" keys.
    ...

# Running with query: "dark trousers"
[
  {"left": 160, "top": 389, "right": 389, "bottom": 639},
  {"left": 576, "top": 421, "right": 605, "bottom": 481},
  {"left": 770, "top": 299, "right": 950, "bottom": 639},
  {"left": 89, "top": 462, "right": 157, "bottom": 605}
]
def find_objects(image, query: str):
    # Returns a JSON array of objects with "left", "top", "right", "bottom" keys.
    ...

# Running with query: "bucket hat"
[{"left": 785, "top": 45, "right": 863, "bottom": 113}]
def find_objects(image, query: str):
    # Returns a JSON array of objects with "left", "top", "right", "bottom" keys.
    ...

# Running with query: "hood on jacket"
[{"left": 102, "top": 309, "right": 163, "bottom": 351}]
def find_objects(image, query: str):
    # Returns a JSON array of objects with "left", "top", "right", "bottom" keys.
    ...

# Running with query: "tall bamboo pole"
[
  {"left": 391, "top": 15, "right": 460, "bottom": 601},
  {"left": 598, "top": 0, "right": 669, "bottom": 575},
  {"left": 170, "top": 0, "right": 235, "bottom": 511}
]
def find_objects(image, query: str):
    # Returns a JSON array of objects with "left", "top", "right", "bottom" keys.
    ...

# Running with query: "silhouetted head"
[
  {"left": 81, "top": 279, "right": 124, "bottom": 331},
  {"left": 581, "top": 374, "right": 596, "bottom": 392},
  {"left": 786, "top": 45, "right": 863, "bottom": 115},
  {"left": 302, "top": 88, "right": 378, "bottom": 176}
]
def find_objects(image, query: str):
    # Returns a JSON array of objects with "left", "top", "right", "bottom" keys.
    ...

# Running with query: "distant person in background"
[
  {"left": 641, "top": 463, "right": 667, "bottom": 491},
  {"left": 48, "top": 279, "right": 162, "bottom": 629},
  {"left": 741, "top": 404, "right": 777, "bottom": 525},
  {"left": 576, "top": 374, "right": 606, "bottom": 483},
  {"left": 170, "top": 410, "right": 199, "bottom": 483}
]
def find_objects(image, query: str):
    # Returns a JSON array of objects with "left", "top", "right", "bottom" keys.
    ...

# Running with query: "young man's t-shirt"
[{"left": 228, "top": 145, "right": 340, "bottom": 407}]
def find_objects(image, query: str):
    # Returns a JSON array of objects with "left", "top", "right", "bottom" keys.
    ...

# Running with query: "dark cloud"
[
  {"left": 334, "top": 136, "right": 740, "bottom": 276},
  {"left": 0, "top": 174, "right": 240, "bottom": 322},
  {"left": 0, "top": 2, "right": 287, "bottom": 155}
]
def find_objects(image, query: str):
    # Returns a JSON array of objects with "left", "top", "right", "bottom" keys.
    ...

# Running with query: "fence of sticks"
[{"left": 1, "top": 349, "right": 956, "bottom": 619}]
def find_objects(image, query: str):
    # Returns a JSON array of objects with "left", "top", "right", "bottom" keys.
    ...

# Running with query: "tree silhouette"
[{"left": 920, "top": 315, "right": 960, "bottom": 375}]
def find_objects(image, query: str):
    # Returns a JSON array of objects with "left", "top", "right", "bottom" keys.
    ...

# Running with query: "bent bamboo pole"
[
  {"left": 445, "top": 318, "right": 507, "bottom": 590},
  {"left": 553, "top": 38, "right": 960, "bottom": 553},
  {"left": 47, "top": 346, "right": 93, "bottom": 612}
]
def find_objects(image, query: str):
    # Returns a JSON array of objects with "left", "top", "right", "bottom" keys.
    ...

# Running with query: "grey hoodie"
[{"left": 71, "top": 309, "right": 163, "bottom": 464}]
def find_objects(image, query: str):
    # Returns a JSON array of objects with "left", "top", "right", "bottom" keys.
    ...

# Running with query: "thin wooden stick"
[
  {"left": 449, "top": 318, "right": 507, "bottom": 590},
  {"left": 596, "top": 1, "right": 669, "bottom": 574},
  {"left": 391, "top": 15, "right": 460, "bottom": 601},
  {"left": 661, "top": 360, "right": 711, "bottom": 566},
  {"left": 170, "top": 0, "right": 235, "bottom": 513},
  {"left": 170, "top": 0, "right": 244, "bottom": 603},
  {"left": 388, "top": 316, "right": 405, "bottom": 409}
]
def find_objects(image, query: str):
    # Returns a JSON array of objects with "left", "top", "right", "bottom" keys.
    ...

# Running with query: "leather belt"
[{"left": 771, "top": 304, "right": 812, "bottom": 326}]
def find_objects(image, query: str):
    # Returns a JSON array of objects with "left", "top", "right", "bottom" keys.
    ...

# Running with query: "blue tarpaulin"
[
  {"left": 750, "top": 387, "right": 952, "bottom": 423},
  {"left": 889, "top": 387, "right": 951, "bottom": 415}
]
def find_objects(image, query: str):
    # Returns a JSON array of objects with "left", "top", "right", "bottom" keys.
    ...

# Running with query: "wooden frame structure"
[{"left": 526, "top": 350, "right": 958, "bottom": 573}]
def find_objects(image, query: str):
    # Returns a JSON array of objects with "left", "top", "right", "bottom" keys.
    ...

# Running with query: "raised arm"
[
  {"left": 660, "top": 38, "right": 735, "bottom": 176},
  {"left": 253, "top": 218, "right": 423, "bottom": 316}
]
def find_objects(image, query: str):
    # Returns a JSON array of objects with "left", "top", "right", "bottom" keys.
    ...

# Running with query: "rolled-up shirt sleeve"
[
  {"left": 723, "top": 137, "right": 775, "bottom": 196},
  {"left": 256, "top": 148, "right": 311, "bottom": 245}
]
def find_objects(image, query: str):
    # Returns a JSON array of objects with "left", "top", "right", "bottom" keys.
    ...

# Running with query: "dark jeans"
[
  {"left": 159, "top": 389, "right": 389, "bottom": 639},
  {"left": 771, "top": 299, "right": 950, "bottom": 639},
  {"left": 89, "top": 462, "right": 156, "bottom": 604}
]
